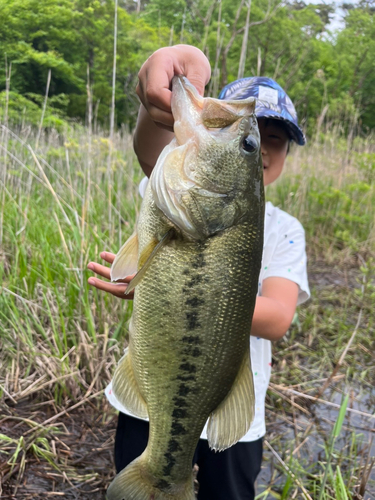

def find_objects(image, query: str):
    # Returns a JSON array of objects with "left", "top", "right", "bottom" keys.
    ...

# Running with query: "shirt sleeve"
[
  {"left": 138, "top": 176, "right": 149, "bottom": 198},
  {"left": 262, "top": 218, "right": 310, "bottom": 305}
]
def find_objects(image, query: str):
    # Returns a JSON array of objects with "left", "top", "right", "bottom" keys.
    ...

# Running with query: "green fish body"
[{"left": 108, "top": 76, "right": 264, "bottom": 500}]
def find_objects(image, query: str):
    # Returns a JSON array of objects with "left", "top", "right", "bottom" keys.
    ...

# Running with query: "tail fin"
[{"left": 107, "top": 456, "right": 195, "bottom": 500}]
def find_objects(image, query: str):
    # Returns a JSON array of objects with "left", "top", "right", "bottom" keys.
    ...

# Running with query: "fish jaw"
[{"left": 171, "top": 76, "right": 206, "bottom": 147}]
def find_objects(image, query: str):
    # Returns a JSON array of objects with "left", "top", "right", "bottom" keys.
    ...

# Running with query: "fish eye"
[{"left": 241, "top": 135, "right": 258, "bottom": 155}]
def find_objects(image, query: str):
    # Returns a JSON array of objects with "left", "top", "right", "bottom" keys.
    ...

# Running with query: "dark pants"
[{"left": 114, "top": 412, "right": 263, "bottom": 500}]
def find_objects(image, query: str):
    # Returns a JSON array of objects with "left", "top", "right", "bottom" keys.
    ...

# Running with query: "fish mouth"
[{"left": 171, "top": 76, "right": 257, "bottom": 147}]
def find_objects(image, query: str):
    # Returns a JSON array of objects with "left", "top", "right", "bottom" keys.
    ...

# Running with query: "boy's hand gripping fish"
[{"left": 107, "top": 76, "right": 265, "bottom": 500}]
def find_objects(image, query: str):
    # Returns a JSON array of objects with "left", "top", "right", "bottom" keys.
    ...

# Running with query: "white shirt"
[{"left": 106, "top": 178, "right": 310, "bottom": 442}]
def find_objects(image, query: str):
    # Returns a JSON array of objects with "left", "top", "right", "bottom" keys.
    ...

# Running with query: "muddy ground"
[{"left": 1, "top": 399, "right": 117, "bottom": 499}]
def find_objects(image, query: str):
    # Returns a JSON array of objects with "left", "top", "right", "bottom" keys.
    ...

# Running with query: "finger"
[
  {"left": 137, "top": 45, "right": 211, "bottom": 134},
  {"left": 87, "top": 277, "right": 134, "bottom": 300},
  {"left": 137, "top": 85, "right": 173, "bottom": 127},
  {"left": 174, "top": 45, "right": 211, "bottom": 96},
  {"left": 137, "top": 77, "right": 173, "bottom": 114},
  {"left": 181, "top": 66, "right": 210, "bottom": 97},
  {"left": 146, "top": 105, "right": 174, "bottom": 130},
  {"left": 87, "top": 262, "right": 111, "bottom": 280},
  {"left": 87, "top": 262, "right": 136, "bottom": 283},
  {"left": 137, "top": 76, "right": 174, "bottom": 129},
  {"left": 100, "top": 251, "right": 116, "bottom": 264}
]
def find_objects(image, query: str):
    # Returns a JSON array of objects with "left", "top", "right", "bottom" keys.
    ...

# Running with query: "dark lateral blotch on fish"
[
  {"left": 186, "top": 311, "right": 201, "bottom": 330},
  {"left": 163, "top": 452, "right": 176, "bottom": 476},
  {"left": 191, "top": 255, "right": 206, "bottom": 269},
  {"left": 182, "top": 335, "right": 201, "bottom": 344},
  {"left": 178, "top": 384, "right": 191, "bottom": 397},
  {"left": 179, "top": 362, "right": 196, "bottom": 373},
  {"left": 182, "top": 345, "right": 202, "bottom": 358},
  {"left": 157, "top": 479, "right": 170, "bottom": 490},
  {"left": 171, "top": 421, "right": 188, "bottom": 436},
  {"left": 176, "top": 374, "right": 196, "bottom": 382},
  {"left": 172, "top": 408, "right": 188, "bottom": 419},
  {"left": 167, "top": 439, "right": 182, "bottom": 453},
  {"left": 187, "top": 275, "right": 202, "bottom": 286},
  {"left": 173, "top": 396, "right": 189, "bottom": 408},
  {"left": 185, "top": 297, "right": 205, "bottom": 308}
]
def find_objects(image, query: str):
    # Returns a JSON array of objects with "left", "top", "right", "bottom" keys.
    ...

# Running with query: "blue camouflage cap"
[{"left": 218, "top": 77, "right": 306, "bottom": 146}]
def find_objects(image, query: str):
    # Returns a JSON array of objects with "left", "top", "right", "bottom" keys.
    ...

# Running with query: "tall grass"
[
  {"left": 267, "top": 131, "right": 375, "bottom": 262},
  {"left": 0, "top": 124, "right": 140, "bottom": 403},
  {"left": 1, "top": 121, "right": 374, "bottom": 497}
]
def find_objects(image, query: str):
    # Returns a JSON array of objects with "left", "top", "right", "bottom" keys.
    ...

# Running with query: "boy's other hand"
[
  {"left": 136, "top": 45, "right": 211, "bottom": 130},
  {"left": 87, "top": 252, "right": 135, "bottom": 299}
]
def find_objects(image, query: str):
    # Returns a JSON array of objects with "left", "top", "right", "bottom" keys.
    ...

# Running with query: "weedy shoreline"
[{"left": 1, "top": 123, "right": 374, "bottom": 498}]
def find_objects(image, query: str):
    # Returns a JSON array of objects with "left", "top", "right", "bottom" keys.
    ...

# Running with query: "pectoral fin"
[
  {"left": 111, "top": 231, "right": 139, "bottom": 282},
  {"left": 125, "top": 229, "right": 174, "bottom": 295},
  {"left": 112, "top": 344, "right": 148, "bottom": 419},
  {"left": 207, "top": 349, "right": 255, "bottom": 451}
]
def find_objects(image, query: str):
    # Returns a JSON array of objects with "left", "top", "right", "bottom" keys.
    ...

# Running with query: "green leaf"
[{"left": 332, "top": 394, "right": 349, "bottom": 439}]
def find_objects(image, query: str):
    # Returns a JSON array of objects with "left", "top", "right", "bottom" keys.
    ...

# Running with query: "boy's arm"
[
  {"left": 251, "top": 277, "right": 299, "bottom": 341},
  {"left": 134, "top": 44, "right": 211, "bottom": 177},
  {"left": 133, "top": 105, "right": 174, "bottom": 177}
]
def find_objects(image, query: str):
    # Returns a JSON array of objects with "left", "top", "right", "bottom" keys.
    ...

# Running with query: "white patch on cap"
[{"left": 258, "top": 86, "right": 278, "bottom": 105}]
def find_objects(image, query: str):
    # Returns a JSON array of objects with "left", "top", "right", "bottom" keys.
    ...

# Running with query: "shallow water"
[{"left": 257, "top": 382, "right": 375, "bottom": 496}]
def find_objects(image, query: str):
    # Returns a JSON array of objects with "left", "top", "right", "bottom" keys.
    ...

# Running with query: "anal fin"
[
  {"left": 207, "top": 348, "right": 255, "bottom": 451},
  {"left": 112, "top": 345, "right": 148, "bottom": 419}
]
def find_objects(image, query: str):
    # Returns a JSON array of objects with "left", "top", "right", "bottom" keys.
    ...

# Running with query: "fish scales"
[
  {"left": 133, "top": 225, "right": 261, "bottom": 480},
  {"left": 107, "top": 76, "right": 264, "bottom": 500}
]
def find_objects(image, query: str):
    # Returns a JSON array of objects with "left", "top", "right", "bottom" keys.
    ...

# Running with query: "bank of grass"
[
  {"left": 0, "top": 122, "right": 374, "bottom": 498},
  {"left": 268, "top": 133, "right": 375, "bottom": 262}
]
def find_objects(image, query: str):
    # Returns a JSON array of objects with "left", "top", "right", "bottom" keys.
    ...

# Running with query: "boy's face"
[{"left": 257, "top": 118, "right": 289, "bottom": 186}]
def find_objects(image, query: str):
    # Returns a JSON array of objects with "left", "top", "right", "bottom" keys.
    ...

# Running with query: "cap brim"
[{"left": 256, "top": 110, "right": 306, "bottom": 146}]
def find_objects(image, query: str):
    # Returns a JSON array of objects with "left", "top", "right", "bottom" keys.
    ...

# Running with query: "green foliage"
[
  {"left": 0, "top": 0, "right": 170, "bottom": 127},
  {"left": 0, "top": 0, "right": 374, "bottom": 133},
  {"left": 0, "top": 90, "right": 69, "bottom": 128},
  {"left": 318, "top": 394, "right": 349, "bottom": 499},
  {"left": 354, "top": 152, "right": 375, "bottom": 183},
  {"left": 335, "top": 467, "right": 349, "bottom": 500},
  {"left": 267, "top": 144, "right": 375, "bottom": 257},
  {"left": 0, "top": 126, "right": 140, "bottom": 399}
]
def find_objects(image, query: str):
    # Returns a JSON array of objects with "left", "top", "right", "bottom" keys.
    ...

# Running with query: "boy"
[{"left": 88, "top": 45, "right": 310, "bottom": 499}]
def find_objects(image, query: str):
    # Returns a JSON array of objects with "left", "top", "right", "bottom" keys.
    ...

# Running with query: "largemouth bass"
[{"left": 108, "top": 76, "right": 264, "bottom": 500}]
